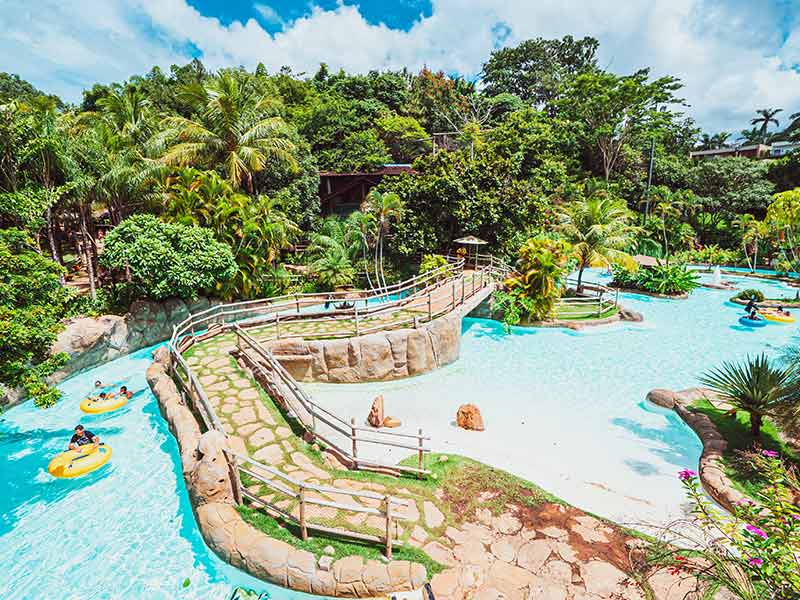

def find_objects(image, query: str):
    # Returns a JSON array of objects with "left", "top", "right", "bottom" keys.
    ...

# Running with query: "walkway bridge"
[{"left": 165, "top": 254, "right": 510, "bottom": 555}]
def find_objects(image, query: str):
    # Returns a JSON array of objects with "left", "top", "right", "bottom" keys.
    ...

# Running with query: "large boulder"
[
  {"left": 456, "top": 404, "right": 485, "bottom": 431},
  {"left": 367, "top": 395, "right": 385, "bottom": 428},
  {"left": 191, "top": 430, "right": 235, "bottom": 505},
  {"left": 646, "top": 389, "right": 676, "bottom": 409}
]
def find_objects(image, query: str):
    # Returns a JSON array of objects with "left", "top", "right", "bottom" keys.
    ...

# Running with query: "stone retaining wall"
[
  {"left": 647, "top": 387, "right": 747, "bottom": 511},
  {"left": 730, "top": 296, "right": 800, "bottom": 308},
  {"left": 146, "top": 347, "right": 427, "bottom": 597}
]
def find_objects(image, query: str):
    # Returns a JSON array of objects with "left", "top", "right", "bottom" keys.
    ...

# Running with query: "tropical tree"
[
  {"left": 309, "top": 248, "right": 355, "bottom": 290},
  {"left": 700, "top": 354, "right": 800, "bottom": 437},
  {"left": 363, "top": 189, "right": 403, "bottom": 288},
  {"left": 150, "top": 71, "right": 297, "bottom": 191},
  {"left": 95, "top": 85, "right": 152, "bottom": 147},
  {"left": 750, "top": 108, "right": 783, "bottom": 141},
  {"left": 766, "top": 188, "right": 800, "bottom": 274},
  {"left": 557, "top": 193, "right": 637, "bottom": 291},
  {"left": 738, "top": 127, "right": 765, "bottom": 145},
  {"left": 647, "top": 186, "right": 696, "bottom": 264},
  {"left": 734, "top": 214, "right": 770, "bottom": 272},
  {"left": 501, "top": 237, "right": 574, "bottom": 321}
]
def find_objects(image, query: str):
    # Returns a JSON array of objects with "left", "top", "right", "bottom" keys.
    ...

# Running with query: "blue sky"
[{"left": 2, "top": 0, "right": 800, "bottom": 133}]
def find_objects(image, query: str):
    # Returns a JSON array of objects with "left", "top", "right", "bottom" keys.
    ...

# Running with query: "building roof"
[
  {"left": 689, "top": 144, "right": 770, "bottom": 158},
  {"left": 632, "top": 254, "right": 660, "bottom": 268},
  {"left": 319, "top": 164, "right": 414, "bottom": 177}
]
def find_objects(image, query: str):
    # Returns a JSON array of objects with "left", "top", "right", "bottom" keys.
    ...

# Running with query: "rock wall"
[
  {"left": 49, "top": 296, "right": 219, "bottom": 384},
  {"left": 147, "top": 348, "right": 427, "bottom": 597},
  {"left": 646, "top": 387, "right": 747, "bottom": 511},
  {"left": 266, "top": 309, "right": 463, "bottom": 383}
]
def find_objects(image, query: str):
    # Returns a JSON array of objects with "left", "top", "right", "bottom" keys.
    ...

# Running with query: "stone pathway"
[{"left": 184, "top": 333, "right": 698, "bottom": 600}]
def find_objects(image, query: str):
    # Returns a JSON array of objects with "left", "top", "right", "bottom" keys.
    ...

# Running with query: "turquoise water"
[
  {"left": 0, "top": 346, "right": 322, "bottom": 600},
  {"left": 307, "top": 269, "right": 800, "bottom": 526},
  {"left": 2, "top": 270, "right": 798, "bottom": 597}
]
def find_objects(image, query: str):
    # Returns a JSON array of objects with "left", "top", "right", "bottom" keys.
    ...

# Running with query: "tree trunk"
[
  {"left": 46, "top": 205, "right": 65, "bottom": 285},
  {"left": 79, "top": 204, "right": 97, "bottom": 300},
  {"left": 576, "top": 264, "right": 585, "bottom": 294},
  {"left": 742, "top": 241, "right": 752, "bottom": 272},
  {"left": 374, "top": 234, "right": 382, "bottom": 290},
  {"left": 379, "top": 231, "right": 388, "bottom": 289},
  {"left": 662, "top": 223, "right": 670, "bottom": 266},
  {"left": 753, "top": 241, "right": 759, "bottom": 273},
  {"left": 750, "top": 413, "right": 762, "bottom": 437}
]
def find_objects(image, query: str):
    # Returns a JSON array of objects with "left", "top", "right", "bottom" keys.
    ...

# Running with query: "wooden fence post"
[
  {"left": 427, "top": 293, "right": 432, "bottom": 321},
  {"left": 418, "top": 428, "right": 424, "bottom": 475},
  {"left": 354, "top": 305, "right": 360, "bottom": 336},
  {"left": 275, "top": 314, "right": 281, "bottom": 339},
  {"left": 385, "top": 497, "right": 393, "bottom": 559},
  {"left": 461, "top": 277, "right": 465, "bottom": 305},
  {"left": 351, "top": 418, "right": 358, "bottom": 467},
  {"left": 451, "top": 281, "right": 456, "bottom": 310},
  {"left": 296, "top": 296, "right": 300, "bottom": 314},
  {"left": 299, "top": 486, "right": 308, "bottom": 540}
]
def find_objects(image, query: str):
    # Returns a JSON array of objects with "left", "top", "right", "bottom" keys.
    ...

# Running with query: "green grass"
[
  {"left": 555, "top": 303, "right": 618, "bottom": 321},
  {"left": 690, "top": 399, "right": 799, "bottom": 498},
  {"left": 237, "top": 505, "right": 445, "bottom": 576}
]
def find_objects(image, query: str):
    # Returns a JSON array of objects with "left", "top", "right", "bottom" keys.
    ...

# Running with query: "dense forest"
[{"left": 4, "top": 35, "right": 800, "bottom": 405}]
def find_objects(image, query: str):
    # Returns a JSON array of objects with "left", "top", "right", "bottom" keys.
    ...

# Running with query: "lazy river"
[{"left": 1, "top": 269, "right": 797, "bottom": 598}]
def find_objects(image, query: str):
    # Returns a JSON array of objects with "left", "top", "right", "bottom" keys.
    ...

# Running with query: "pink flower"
[
  {"left": 678, "top": 469, "right": 697, "bottom": 481},
  {"left": 762, "top": 450, "right": 779, "bottom": 458},
  {"left": 745, "top": 524, "right": 768, "bottom": 539},
  {"left": 748, "top": 557, "right": 764, "bottom": 567}
]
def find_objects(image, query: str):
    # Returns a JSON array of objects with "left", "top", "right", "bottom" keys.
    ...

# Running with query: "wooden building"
[{"left": 319, "top": 164, "right": 413, "bottom": 216}]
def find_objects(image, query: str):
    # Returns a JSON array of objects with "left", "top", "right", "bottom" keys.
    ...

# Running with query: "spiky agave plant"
[{"left": 699, "top": 354, "right": 800, "bottom": 437}]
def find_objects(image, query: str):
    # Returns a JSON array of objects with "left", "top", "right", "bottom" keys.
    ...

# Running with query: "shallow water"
[
  {"left": 0, "top": 346, "right": 322, "bottom": 600},
  {"left": 306, "top": 269, "right": 800, "bottom": 526}
]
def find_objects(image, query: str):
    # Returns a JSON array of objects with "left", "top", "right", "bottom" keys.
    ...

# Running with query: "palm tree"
[
  {"left": 504, "top": 237, "right": 573, "bottom": 320},
  {"left": 711, "top": 132, "right": 731, "bottom": 148},
  {"left": 700, "top": 354, "right": 800, "bottom": 437},
  {"left": 648, "top": 187, "right": 696, "bottom": 265},
  {"left": 96, "top": 86, "right": 152, "bottom": 147},
  {"left": 150, "top": 71, "right": 296, "bottom": 191},
  {"left": 734, "top": 214, "right": 770, "bottom": 273},
  {"left": 363, "top": 190, "right": 403, "bottom": 289},
  {"left": 310, "top": 249, "right": 356, "bottom": 290},
  {"left": 738, "top": 127, "right": 765, "bottom": 145},
  {"left": 750, "top": 108, "right": 783, "bottom": 141},
  {"left": 558, "top": 194, "right": 637, "bottom": 292}
]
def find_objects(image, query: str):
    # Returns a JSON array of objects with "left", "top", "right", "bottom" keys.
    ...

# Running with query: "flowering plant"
[{"left": 647, "top": 452, "right": 800, "bottom": 600}]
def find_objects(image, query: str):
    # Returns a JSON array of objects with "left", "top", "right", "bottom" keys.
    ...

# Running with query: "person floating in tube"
[
  {"left": 69, "top": 425, "right": 100, "bottom": 451},
  {"left": 744, "top": 296, "right": 759, "bottom": 314}
]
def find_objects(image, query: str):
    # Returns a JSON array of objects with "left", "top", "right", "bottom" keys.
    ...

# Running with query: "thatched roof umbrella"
[{"left": 454, "top": 235, "right": 488, "bottom": 269}]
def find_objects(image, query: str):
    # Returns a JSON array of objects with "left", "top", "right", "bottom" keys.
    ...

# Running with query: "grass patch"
[
  {"left": 555, "top": 303, "right": 618, "bottom": 321},
  {"left": 690, "top": 399, "right": 799, "bottom": 498},
  {"left": 237, "top": 505, "right": 445, "bottom": 576}
]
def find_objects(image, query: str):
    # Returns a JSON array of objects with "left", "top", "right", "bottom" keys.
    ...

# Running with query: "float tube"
[
  {"left": 739, "top": 315, "right": 767, "bottom": 328},
  {"left": 47, "top": 445, "right": 112, "bottom": 478},
  {"left": 80, "top": 394, "right": 129, "bottom": 414},
  {"left": 761, "top": 311, "right": 796, "bottom": 324}
]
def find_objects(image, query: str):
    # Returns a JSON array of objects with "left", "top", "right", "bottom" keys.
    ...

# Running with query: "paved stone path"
[{"left": 185, "top": 332, "right": 698, "bottom": 600}]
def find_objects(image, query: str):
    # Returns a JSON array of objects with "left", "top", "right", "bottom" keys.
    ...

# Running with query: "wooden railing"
[
  {"left": 559, "top": 277, "right": 620, "bottom": 318},
  {"left": 165, "top": 255, "right": 508, "bottom": 553},
  {"left": 234, "top": 325, "right": 431, "bottom": 476}
]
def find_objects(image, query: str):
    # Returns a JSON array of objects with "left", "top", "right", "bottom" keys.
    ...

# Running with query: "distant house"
[
  {"left": 319, "top": 164, "right": 414, "bottom": 216},
  {"left": 689, "top": 144, "right": 772, "bottom": 160},
  {"left": 770, "top": 141, "right": 800, "bottom": 158}
]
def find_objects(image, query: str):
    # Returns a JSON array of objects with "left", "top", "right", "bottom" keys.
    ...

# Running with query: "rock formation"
[
  {"left": 382, "top": 416, "right": 401, "bottom": 428},
  {"left": 367, "top": 395, "right": 385, "bottom": 427},
  {"left": 456, "top": 404, "right": 485, "bottom": 431}
]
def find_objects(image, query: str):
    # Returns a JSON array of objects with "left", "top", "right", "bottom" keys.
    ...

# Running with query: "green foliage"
[
  {"left": 100, "top": 214, "right": 237, "bottom": 301},
  {"left": 0, "top": 229, "right": 76, "bottom": 407},
  {"left": 656, "top": 454, "right": 800, "bottom": 600},
  {"left": 318, "top": 128, "right": 391, "bottom": 172},
  {"left": 163, "top": 169, "right": 298, "bottom": 299},
  {"left": 673, "top": 245, "right": 742, "bottom": 266},
  {"left": 734, "top": 289, "right": 766, "bottom": 302},
  {"left": 482, "top": 36, "right": 599, "bottom": 105},
  {"left": 419, "top": 254, "right": 448, "bottom": 278},
  {"left": 612, "top": 263, "right": 699, "bottom": 295},
  {"left": 700, "top": 354, "right": 800, "bottom": 437},
  {"left": 499, "top": 237, "right": 573, "bottom": 323},
  {"left": 375, "top": 113, "right": 429, "bottom": 163}
]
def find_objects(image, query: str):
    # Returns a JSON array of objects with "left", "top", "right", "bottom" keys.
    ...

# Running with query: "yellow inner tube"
[
  {"left": 47, "top": 445, "right": 112, "bottom": 478},
  {"left": 80, "top": 394, "right": 128, "bottom": 414},
  {"left": 761, "top": 311, "right": 797, "bottom": 324}
]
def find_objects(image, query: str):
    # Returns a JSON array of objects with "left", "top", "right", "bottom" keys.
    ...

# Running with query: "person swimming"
[{"left": 119, "top": 385, "right": 133, "bottom": 399}]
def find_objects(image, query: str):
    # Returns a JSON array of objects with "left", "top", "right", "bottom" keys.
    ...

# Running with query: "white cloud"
[
  {"left": 2, "top": 0, "right": 800, "bottom": 132},
  {"left": 254, "top": 3, "right": 283, "bottom": 27}
]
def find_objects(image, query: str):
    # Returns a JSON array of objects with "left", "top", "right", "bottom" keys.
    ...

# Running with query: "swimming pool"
[
  {"left": 306, "top": 269, "right": 800, "bottom": 526},
  {"left": 2, "top": 270, "right": 796, "bottom": 598},
  {"left": 0, "top": 346, "right": 322, "bottom": 600}
]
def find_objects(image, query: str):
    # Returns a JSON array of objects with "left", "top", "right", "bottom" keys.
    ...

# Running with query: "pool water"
[
  {"left": 306, "top": 269, "right": 800, "bottom": 526},
  {"left": 0, "top": 346, "right": 321, "bottom": 600}
]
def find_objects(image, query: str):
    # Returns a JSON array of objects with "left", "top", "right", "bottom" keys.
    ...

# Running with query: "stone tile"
[
  {"left": 572, "top": 524, "right": 609, "bottom": 544},
  {"left": 275, "top": 426, "right": 292, "bottom": 438},
  {"left": 539, "top": 526, "right": 568, "bottom": 540},
  {"left": 490, "top": 538, "right": 518, "bottom": 563},
  {"left": 249, "top": 427, "right": 275, "bottom": 447},
  {"left": 237, "top": 422, "right": 261, "bottom": 437},
  {"left": 516, "top": 540, "right": 551, "bottom": 573},
  {"left": 252, "top": 444, "right": 284, "bottom": 465},
  {"left": 493, "top": 512, "right": 522, "bottom": 535},
  {"left": 423, "top": 501, "right": 445, "bottom": 528},
  {"left": 453, "top": 540, "right": 491, "bottom": 568},
  {"left": 422, "top": 541, "right": 457, "bottom": 567},
  {"left": 579, "top": 560, "right": 632, "bottom": 597},
  {"left": 231, "top": 407, "right": 256, "bottom": 426},
  {"left": 240, "top": 388, "right": 260, "bottom": 401}
]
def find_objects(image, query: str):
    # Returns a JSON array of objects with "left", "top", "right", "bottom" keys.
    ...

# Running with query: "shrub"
[
  {"left": 612, "top": 263, "right": 698, "bottom": 295},
  {"left": 734, "top": 289, "right": 765, "bottom": 302},
  {"left": 419, "top": 254, "right": 448, "bottom": 279},
  {"left": 648, "top": 452, "right": 800, "bottom": 599},
  {"left": 0, "top": 229, "right": 74, "bottom": 407},
  {"left": 101, "top": 215, "right": 237, "bottom": 301},
  {"left": 674, "top": 245, "right": 742, "bottom": 266}
]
